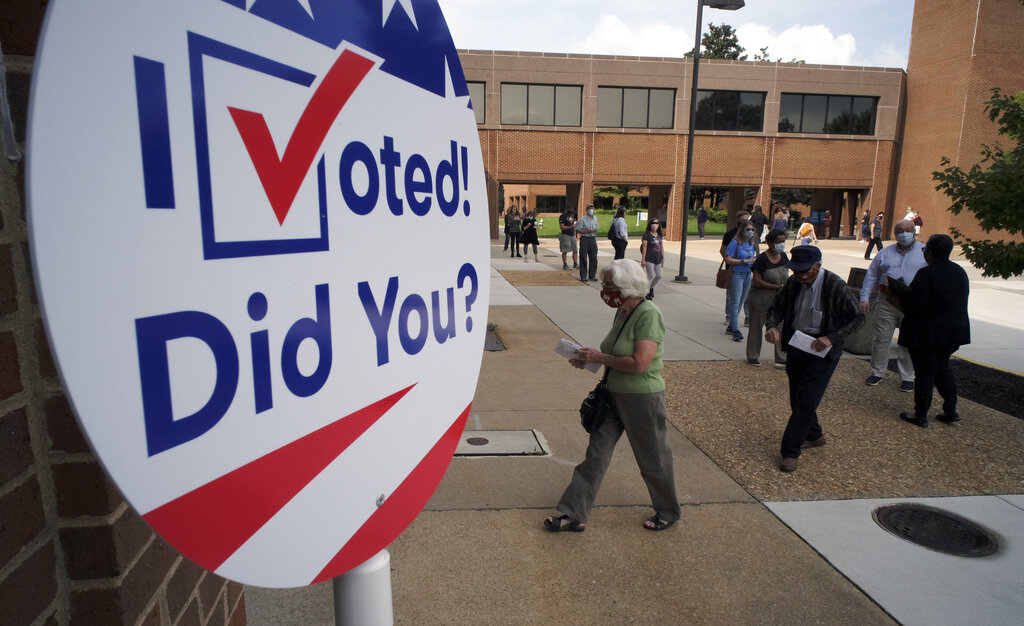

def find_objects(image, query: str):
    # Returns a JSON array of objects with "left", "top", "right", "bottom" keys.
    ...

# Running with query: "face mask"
[
  {"left": 774, "top": 243, "right": 786, "bottom": 252},
  {"left": 651, "top": 224, "right": 659, "bottom": 231},
  {"left": 600, "top": 289, "right": 624, "bottom": 308},
  {"left": 744, "top": 230, "right": 755, "bottom": 240},
  {"left": 587, "top": 209, "right": 595, "bottom": 217},
  {"left": 896, "top": 232, "right": 915, "bottom": 246}
]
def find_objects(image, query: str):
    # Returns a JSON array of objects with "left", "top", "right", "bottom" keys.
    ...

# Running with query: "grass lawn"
[{"left": 534, "top": 213, "right": 727, "bottom": 238}]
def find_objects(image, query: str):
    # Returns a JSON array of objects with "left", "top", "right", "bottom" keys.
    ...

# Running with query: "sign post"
[{"left": 28, "top": 0, "right": 487, "bottom": 604}]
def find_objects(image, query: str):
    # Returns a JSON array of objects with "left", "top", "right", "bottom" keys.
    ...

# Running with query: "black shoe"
[
  {"left": 747, "top": 358, "right": 760, "bottom": 366},
  {"left": 900, "top": 380, "right": 915, "bottom": 392},
  {"left": 516, "top": 254, "right": 522, "bottom": 257},
  {"left": 935, "top": 413, "right": 962, "bottom": 424},
  {"left": 589, "top": 277, "right": 598, "bottom": 282},
  {"left": 511, "top": 254, "right": 515, "bottom": 258},
  {"left": 732, "top": 331, "right": 743, "bottom": 342},
  {"left": 899, "top": 412, "right": 928, "bottom": 428},
  {"left": 725, "top": 327, "right": 734, "bottom": 334}
]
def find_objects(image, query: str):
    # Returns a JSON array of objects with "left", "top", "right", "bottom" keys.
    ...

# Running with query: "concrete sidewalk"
[{"left": 247, "top": 236, "right": 1023, "bottom": 625}]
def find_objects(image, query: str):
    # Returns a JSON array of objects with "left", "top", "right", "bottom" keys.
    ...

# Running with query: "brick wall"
[
  {"left": 893, "top": 0, "right": 1024, "bottom": 241},
  {"left": 1, "top": 6, "right": 246, "bottom": 626}
]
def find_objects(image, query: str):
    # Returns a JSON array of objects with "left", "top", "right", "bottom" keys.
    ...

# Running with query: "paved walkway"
[{"left": 247, "top": 236, "right": 1023, "bottom": 625}]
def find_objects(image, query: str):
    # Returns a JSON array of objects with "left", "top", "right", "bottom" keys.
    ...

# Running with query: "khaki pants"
[
  {"left": 557, "top": 390, "right": 680, "bottom": 524},
  {"left": 870, "top": 299, "right": 914, "bottom": 380}
]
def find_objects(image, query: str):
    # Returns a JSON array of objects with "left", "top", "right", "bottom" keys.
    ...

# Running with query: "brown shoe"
[
  {"left": 801, "top": 435, "right": 826, "bottom": 449},
  {"left": 779, "top": 457, "right": 798, "bottom": 472}
]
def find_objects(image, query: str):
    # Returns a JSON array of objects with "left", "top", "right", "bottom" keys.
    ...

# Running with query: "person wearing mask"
[
  {"left": 544, "top": 259, "right": 680, "bottom": 532},
  {"left": 750, "top": 205, "right": 769, "bottom": 242},
  {"left": 858, "top": 209, "right": 870, "bottom": 242},
  {"left": 897, "top": 235, "right": 971, "bottom": 427},
  {"left": 520, "top": 209, "right": 540, "bottom": 263},
  {"left": 610, "top": 206, "right": 629, "bottom": 259},
  {"left": 864, "top": 211, "right": 884, "bottom": 260},
  {"left": 860, "top": 219, "right": 927, "bottom": 391},
  {"left": 507, "top": 207, "right": 522, "bottom": 258},
  {"left": 765, "top": 246, "right": 865, "bottom": 472},
  {"left": 772, "top": 207, "right": 789, "bottom": 233},
  {"left": 823, "top": 210, "right": 833, "bottom": 239},
  {"left": 723, "top": 219, "right": 758, "bottom": 342},
  {"left": 575, "top": 204, "right": 600, "bottom": 282},
  {"left": 640, "top": 218, "right": 665, "bottom": 300},
  {"left": 746, "top": 228, "right": 789, "bottom": 367},
  {"left": 559, "top": 205, "right": 579, "bottom": 271},
  {"left": 721, "top": 210, "right": 752, "bottom": 327}
]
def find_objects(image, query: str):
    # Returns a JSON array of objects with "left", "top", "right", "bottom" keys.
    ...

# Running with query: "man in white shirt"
[
  {"left": 859, "top": 219, "right": 928, "bottom": 391},
  {"left": 575, "top": 204, "right": 600, "bottom": 282}
]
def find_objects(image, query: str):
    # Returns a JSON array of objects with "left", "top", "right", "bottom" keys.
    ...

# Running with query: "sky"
[{"left": 436, "top": 0, "right": 916, "bottom": 68}]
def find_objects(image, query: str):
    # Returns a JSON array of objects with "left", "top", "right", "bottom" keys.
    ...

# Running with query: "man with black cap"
[
  {"left": 896, "top": 234, "right": 971, "bottom": 427},
  {"left": 765, "top": 245, "right": 865, "bottom": 472}
]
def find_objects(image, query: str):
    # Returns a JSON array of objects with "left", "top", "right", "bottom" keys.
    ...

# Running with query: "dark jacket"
[
  {"left": 897, "top": 259, "right": 971, "bottom": 348},
  {"left": 765, "top": 269, "right": 865, "bottom": 361}
]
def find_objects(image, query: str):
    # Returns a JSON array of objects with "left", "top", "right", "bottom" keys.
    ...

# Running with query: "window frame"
[
  {"left": 597, "top": 86, "right": 677, "bottom": 129},
  {"left": 467, "top": 81, "right": 486, "bottom": 125},
  {"left": 778, "top": 93, "right": 878, "bottom": 135},
  {"left": 693, "top": 89, "right": 766, "bottom": 132},
  {"left": 500, "top": 82, "right": 582, "bottom": 127}
]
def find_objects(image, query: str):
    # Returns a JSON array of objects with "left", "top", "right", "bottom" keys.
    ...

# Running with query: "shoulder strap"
[{"left": 601, "top": 303, "right": 641, "bottom": 382}]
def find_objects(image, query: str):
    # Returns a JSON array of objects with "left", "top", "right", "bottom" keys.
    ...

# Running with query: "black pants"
[
  {"left": 579, "top": 237, "right": 598, "bottom": 280},
  {"left": 908, "top": 344, "right": 959, "bottom": 418},
  {"left": 509, "top": 232, "right": 521, "bottom": 255},
  {"left": 864, "top": 237, "right": 882, "bottom": 258},
  {"left": 781, "top": 348, "right": 840, "bottom": 459},
  {"left": 611, "top": 237, "right": 627, "bottom": 259}
]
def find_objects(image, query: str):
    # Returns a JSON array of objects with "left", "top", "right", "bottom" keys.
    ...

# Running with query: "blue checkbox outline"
[{"left": 188, "top": 31, "right": 330, "bottom": 260}]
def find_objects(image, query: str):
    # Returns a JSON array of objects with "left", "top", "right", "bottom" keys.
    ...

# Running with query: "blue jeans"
[{"left": 727, "top": 271, "right": 752, "bottom": 332}]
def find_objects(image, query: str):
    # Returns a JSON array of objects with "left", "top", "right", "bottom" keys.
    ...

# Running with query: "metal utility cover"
[
  {"left": 872, "top": 503, "right": 999, "bottom": 557},
  {"left": 454, "top": 430, "right": 547, "bottom": 456}
]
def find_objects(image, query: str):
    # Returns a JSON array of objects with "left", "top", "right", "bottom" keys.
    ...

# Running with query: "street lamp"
[{"left": 674, "top": 0, "right": 745, "bottom": 282}]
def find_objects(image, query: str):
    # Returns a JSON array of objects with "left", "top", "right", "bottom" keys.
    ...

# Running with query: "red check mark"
[{"left": 228, "top": 50, "right": 375, "bottom": 225}]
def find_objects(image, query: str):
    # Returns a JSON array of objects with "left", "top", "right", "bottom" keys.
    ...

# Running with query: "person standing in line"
[
  {"left": 507, "top": 207, "right": 522, "bottom": 257},
  {"left": 499, "top": 208, "right": 508, "bottom": 250},
  {"left": 864, "top": 211, "right": 884, "bottom": 260},
  {"left": 897, "top": 235, "right": 970, "bottom": 428},
  {"left": 858, "top": 209, "right": 870, "bottom": 242},
  {"left": 721, "top": 210, "right": 752, "bottom": 327},
  {"left": 772, "top": 207, "right": 788, "bottom": 233},
  {"left": 697, "top": 205, "right": 709, "bottom": 239},
  {"left": 610, "top": 206, "right": 629, "bottom": 259},
  {"left": 575, "top": 204, "right": 600, "bottom": 282},
  {"left": 860, "top": 219, "right": 927, "bottom": 391},
  {"left": 723, "top": 219, "right": 758, "bottom": 342},
  {"left": 746, "top": 228, "right": 789, "bottom": 367},
  {"left": 765, "top": 246, "right": 865, "bottom": 472},
  {"left": 640, "top": 218, "right": 665, "bottom": 300},
  {"left": 913, "top": 211, "right": 923, "bottom": 236},
  {"left": 797, "top": 217, "right": 817, "bottom": 246},
  {"left": 520, "top": 209, "right": 540, "bottom": 263},
  {"left": 544, "top": 259, "right": 680, "bottom": 532},
  {"left": 750, "top": 205, "right": 769, "bottom": 242},
  {"left": 559, "top": 205, "right": 579, "bottom": 270},
  {"left": 823, "top": 210, "right": 832, "bottom": 239}
]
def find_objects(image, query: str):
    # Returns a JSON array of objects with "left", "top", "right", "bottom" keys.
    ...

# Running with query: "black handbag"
[{"left": 579, "top": 305, "right": 637, "bottom": 433}]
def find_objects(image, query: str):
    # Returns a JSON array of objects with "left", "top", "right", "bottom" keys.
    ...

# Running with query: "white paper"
[
  {"left": 555, "top": 338, "right": 601, "bottom": 373},
  {"left": 787, "top": 330, "right": 831, "bottom": 357}
]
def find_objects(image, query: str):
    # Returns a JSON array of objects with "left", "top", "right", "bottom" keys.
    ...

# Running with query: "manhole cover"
[
  {"left": 872, "top": 503, "right": 998, "bottom": 557},
  {"left": 466, "top": 437, "right": 489, "bottom": 446},
  {"left": 484, "top": 330, "right": 505, "bottom": 351}
]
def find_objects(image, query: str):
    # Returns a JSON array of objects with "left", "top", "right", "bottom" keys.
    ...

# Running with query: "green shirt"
[{"left": 599, "top": 300, "right": 665, "bottom": 394}]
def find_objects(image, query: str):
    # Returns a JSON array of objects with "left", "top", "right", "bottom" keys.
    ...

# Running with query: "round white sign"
[{"left": 28, "top": 0, "right": 488, "bottom": 587}]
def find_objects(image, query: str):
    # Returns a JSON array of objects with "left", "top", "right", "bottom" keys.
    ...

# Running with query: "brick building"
[{"left": 0, "top": 1, "right": 1022, "bottom": 625}]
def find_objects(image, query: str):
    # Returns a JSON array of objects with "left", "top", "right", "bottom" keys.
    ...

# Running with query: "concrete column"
[
  {"left": 566, "top": 183, "right": 582, "bottom": 215},
  {"left": 725, "top": 188, "right": 745, "bottom": 228}
]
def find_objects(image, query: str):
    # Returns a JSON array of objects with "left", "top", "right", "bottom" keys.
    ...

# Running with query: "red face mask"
[{"left": 600, "top": 289, "right": 624, "bottom": 308}]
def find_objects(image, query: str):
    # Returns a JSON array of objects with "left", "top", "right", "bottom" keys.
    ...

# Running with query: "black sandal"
[
  {"left": 543, "top": 514, "right": 585, "bottom": 533},
  {"left": 643, "top": 516, "right": 676, "bottom": 531}
]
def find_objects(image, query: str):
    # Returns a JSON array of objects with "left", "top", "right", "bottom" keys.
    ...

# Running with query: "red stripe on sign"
[
  {"left": 311, "top": 403, "right": 472, "bottom": 583},
  {"left": 143, "top": 385, "right": 415, "bottom": 572}
]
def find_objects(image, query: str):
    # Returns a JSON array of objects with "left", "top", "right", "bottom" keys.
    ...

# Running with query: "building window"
[
  {"left": 500, "top": 83, "right": 581, "bottom": 126},
  {"left": 467, "top": 81, "right": 485, "bottom": 124},
  {"left": 597, "top": 87, "right": 675, "bottom": 129},
  {"left": 693, "top": 90, "right": 765, "bottom": 132},
  {"left": 779, "top": 93, "right": 878, "bottom": 135}
]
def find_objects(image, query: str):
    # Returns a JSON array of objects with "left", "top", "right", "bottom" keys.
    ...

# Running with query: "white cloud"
[
  {"left": 572, "top": 14, "right": 691, "bottom": 57},
  {"left": 736, "top": 23, "right": 857, "bottom": 65}
]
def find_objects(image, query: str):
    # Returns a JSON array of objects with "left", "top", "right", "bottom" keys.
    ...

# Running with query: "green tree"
[
  {"left": 932, "top": 88, "right": 1024, "bottom": 278},
  {"left": 772, "top": 187, "right": 812, "bottom": 208},
  {"left": 685, "top": 23, "right": 746, "bottom": 60}
]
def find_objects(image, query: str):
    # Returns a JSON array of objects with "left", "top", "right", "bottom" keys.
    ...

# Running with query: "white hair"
[{"left": 598, "top": 259, "right": 650, "bottom": 298}]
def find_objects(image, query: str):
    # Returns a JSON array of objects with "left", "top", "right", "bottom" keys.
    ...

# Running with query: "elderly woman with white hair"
[{"left": 544, "top": 259, "right": 681, "bottom": 533}]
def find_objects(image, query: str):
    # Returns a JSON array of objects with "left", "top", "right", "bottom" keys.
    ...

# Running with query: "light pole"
[{"left": 674, "top": 0, "right": 745, "bottom": 282}]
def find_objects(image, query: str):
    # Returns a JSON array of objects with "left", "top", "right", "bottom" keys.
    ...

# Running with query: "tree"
[
  {"left": 772, "top": 187, "right": 812, "bottom": 208},
  {"left": 932, "top": 88, "right": 1024, "bottom": 278},
  {"left": 684, "top": 23, "right": 746, "bottom": 60}
]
